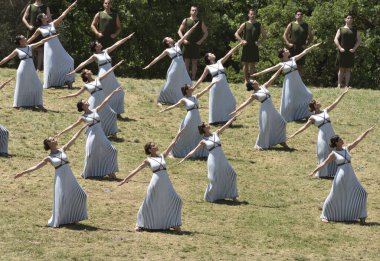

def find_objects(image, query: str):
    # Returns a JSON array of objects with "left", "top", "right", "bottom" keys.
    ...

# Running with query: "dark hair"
[
  {"left": 295, "top": 9, "right": 303, "bottom": 14},
  {"left": 43, "top": 139, "right": 50, "bottom": 151},
  {"left": 36, "top": 13, "right": 44, "bottom": 27},
  {"left": 198, "top": 122, "right": 206, "bottom": 135},
  {"left": 308, "top": 99, "right": 316, "bottom": 112},
  {"left": 344, "top": 12, "right": 354, "bottom": 19},
  {"left": 77, "top": 100, "right": 84, "bottom": 112},
  {"left": 144, "top": 142, "right": 153, "bottom": 155},
  {"left": 248, "top": 9, "right": 256, "bottom": 14},
  {"left": 89, "top": 41, "right": 98, "bottom": 53},
  {"left": 162, "top": 37, "right": 170, "bottom": 48},
  {"left": 246, "top": 81, "right": 254, "bottom": 91},
  {"left": 278, "top": 48, "right": 285, "bottom": 59},
  {"left": 14, "top": 35, "right": 24, "bottom": 46},
  {"left": 204, "top": 53, "right": 211, "bottom": 65},
  {"left": 181, "top": 84, "right": 191, "bottom": 96},
  {"left": 81, "top": 70, "right": 89, "bottom": 83},
  {"left": 329, "top": 135, "right": 340, "bottom": 148}
]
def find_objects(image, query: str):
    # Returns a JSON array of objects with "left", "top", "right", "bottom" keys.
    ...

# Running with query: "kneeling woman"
[
  {"left": 309, "top": 126, "right": 375, "bottom": 224},
  {"left": 56, "top": 88, "right": 121, "bottom": 179},
  {"left": 119, "top": 129, "right": 185, "bottom": 232},
  {"left": 179, "top": 114, "right": 239, "bottom": 202},
  {"left": 15, "top": 125, "right": 88, "bottom": 227}
]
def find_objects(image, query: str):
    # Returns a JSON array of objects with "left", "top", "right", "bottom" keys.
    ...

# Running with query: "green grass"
[{"left": 1, "top": 68, "right": 379, "bottom": 260}]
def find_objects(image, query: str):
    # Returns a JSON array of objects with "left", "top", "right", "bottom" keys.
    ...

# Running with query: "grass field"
[{"left": 0, "top": 68, "right": 379, "bottom": 260}]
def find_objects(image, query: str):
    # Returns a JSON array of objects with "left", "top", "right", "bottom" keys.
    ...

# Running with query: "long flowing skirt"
[
  {"left": 14, "top": 59, "right": 43, "bottom": 107},
  {"left": 137, "top": 170, "right": 182, "bottom": 229},
  {"left": 158, "top": 57, "right": 191, "bottom": 105},
  {"left": 321, "top": 164, "right": 367, "bottom": 221},
  {"left": 43, "top": 37, "right": 74, "bottom": 88},
  {"left": 280, "top": 71, "right": 312, "bottom": 122},
  {"left": 98, "top": 63, "right": 125, "bottom": 114},
  {"left": 48, "top": 164, "right": 87, "bottom": 227},
  {"left": 171, "top": 110, "right": 208, "bottom": 158},
  {"left": 315, "top": 124, "right": 337, "bottom": 178},
  {"left": 205, "top": 147, "right": 238, "bottom": 202},
  {"left": 82, "top": 124, "right": 118, "bottom": 178},
  {"left": 209, "top": 75, "right": 236, "bottom": 124},
  {"left": 255, "top": 99, "right": 287, "bottom": 149},
  {"left": 0, "top": 124, "right": 9, "bottom": 154}
]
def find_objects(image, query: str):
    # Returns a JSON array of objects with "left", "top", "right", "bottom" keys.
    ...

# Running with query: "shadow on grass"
[
  {"left": 229, "top": 124, "right": 244, "bottom": 129},
  {"left": 213, "top": 199, "right": 249, "bottom": 206},
  {"left": 337, "top": 221, "right": 380, "bottom": 227},
  {"left": 84, "top": 177, "right": 124, "bottom": 182},
  {"left": 108, "top": 137, "right": 125, "bottom": 143},
  {"left": 117, "top": 116, "right": 137, "bottom": 122},
  {"left": 264, "top": 147, "right": 297, "bottom": 152},
  {"left": 137, "top": 228, "right": 193, "bottom": 236},
  {"left": 62, "top": 223, "right": 103, "bottom": 231}
]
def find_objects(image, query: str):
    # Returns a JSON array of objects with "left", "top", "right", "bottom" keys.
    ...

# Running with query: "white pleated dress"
[
  {"left": 158, "top": 43, "right": 192, "bottom": 105},
  {"left": 0, "top": 124, "right": 9, "bottom": 154},
  {"left": 311, "top": 110, "right": 337, "bottom": 178},
  {"left": 47, "top": 150, "right": 88, "bottom": 227},
  {"left": 40, "top": 23, "right": 74, "bottom": 88},
  {"left": 171, "top": 96, "right": 208, "bottom": 158},
  {"left": 14, "top": 46, "right": 43, "bottom": 107},
  {"left": 321, "top": 148, "right": 367, "bottom": 222},
  {"left": 254, "top": 86, "right": 287, "bottom": 149},
  {"left": 203, "top": 132, "right": 238, "bottom": 202},
  {"left": 84, "top": 79, "right": 118, "bottom": 136},
  {"left": 95, "top": 50, "right": 125, "bottom": 114},
  {"left": 137, "top": 155, "right": 182, "bottom": 230},
  {"left": 81, "top": 110, "right": 118, "bottom": 178},
  {"left": 280, "top": 58, "right": 313, "bottom": 122},
  {"left": 207, "top": 61, "right": 236, "bottom": 124}
]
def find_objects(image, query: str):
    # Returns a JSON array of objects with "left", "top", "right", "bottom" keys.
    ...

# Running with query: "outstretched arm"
[
  {"left": 308, "top": 152, "right": 336, "bottom": 176},
  {"left": 26, "top": 29, "right": 41, "bottom": 44},
  {"left": 14, "top": 158, "right": 49, "bottom": 179},
  {"left": 293, "top": 42, "right": 321, "bottom": 61},
  {"left": 263, "top": 66, "right": 284, "bottom": 88},
  {"left": 30, "top": 34, "right": 59, "bottom": 49},
  {"left": 60, "top": 86, "right": 86, "bottom": 99},
  {"left": 288, "top": 119, "right": 313, "bottom": 140},
  {"left": 162, "top": 127, "right": 186, "bottom": 158},
  {"left": 252, "top": 63, "right": 282, "bottom": 77},
  {"left": 194, "top": 80, "right": 218, "bottom": 99},
  {"left": 56, "top": 118, "right": 83, "bottom": 138},
  {"left": 106, "top": 32, "right": 135, "bottom": 54},
  {"left": 159, "top": 99, "right": 184, "bottom": 113},
  {"left": 62, "top": 124, "right": 88, "bottom": 151},
  {"left": 220, "top": 42, "right": 243, "bottom": 65},
  {"left": 118, "top": 160, "right": 149, "bottom": 186},
  {"left": 0, "top": 50, "right": 18, "bottom": 66},
  {"left": 53, "top": 0, "right": 77, "bottom": 26},
  {"left": 67, "top": 55, "right": 97, "bottom": 75},
  {"left": 177, "top": 21, "right": 200, "bottom": 46},
  {"left": 0, "top": 77, "right": 14, "bottom": 90},
  {"left": 216, "top": 113, "right": 239, "bottom": 135},
  {"left": 230, "top": 95, "right": 256, "bottom": 115},
  {"left": 325, "top": 87, "right": 350, "bottom": 112},
  {"left": 192, "top": 68, "right": 209, "bottom": 89},
  {"left": 178, "top": 141, "right": 205, "bottom": 164},
  {"left": 347, "top": 125, "right": 375, "bottom": 151},
  {"left": 142, "top": 50, "right": 168, "bottom": 70},
  {"left": 95, "top": 86, "right": 122, "bottom": 112},
  {"left": 98, "top": 60, "right": 124, "bottom": 81}
]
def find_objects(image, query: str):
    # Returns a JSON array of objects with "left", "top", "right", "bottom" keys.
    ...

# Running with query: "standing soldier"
[
  {"left": 235, "top": 9, "right": 267, "bottom": 83},
  {"left": 178, "top": 5, "right": 208, "bottom": 80},
  {"left": 283, "top": 9, "right": 313, "bottom": 77}
]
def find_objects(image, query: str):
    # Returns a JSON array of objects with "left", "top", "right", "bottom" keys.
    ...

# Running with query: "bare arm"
[
  {"left": 0, "top": 77, "right": 14, "bottom": 90},
  {"left": 350, "top": 31, "right": 361, "bottom": 52},
  {"left": 288, "top": 119, "right": 313, "bottom": 140},
  {"left": 22, "top": 5, "right": 33, "bottom": 31},
  {"left": 68, "top": 55, "right": 97, "bottom": 75},
  {"left": 234, "top": 23, "right": 246, "bottom": 44},
  {"left": 230, "top": 95, "right": 256, "bottom": 115},
  {"left": 308, "top": 152, "right": 336, "bottom": 176},
  {"left": 91, "top": 13, "right": 102, "bottom": 38},
  {"left": 0, "top": 50, "right": 18, "bottom": 66},
  {"left": 159, "top": 99, "right": 184, "bottom": 113},
  {"left": 347, "top": 125, "right": 375, "bottom": 151},
  {"left": 196, "top": 21, "right": 208, "bottom": 45},
  {"left": 106, "top": 32, "right": 135, "bottom": 54},
  {"left": 46, "top": 7, "right": 52, "bottom": 22},
  {"left": 53, "top": 0, "right": 77, "bottom": 26},
  {"left": 118, "top": 160, "right": 149, "bottom": 186},
  {"left": 162, "top": 127, "right": 186, "bottom": 158},
  {"left": 56, "top": 118, "right": 83, "bottom": 137},
  {"left": 95, "top": 87, "right": 122, "bottom": 112},
  {"left": 177, "top": 21, "right": 200, "bottom": 46},
  {"left": 30, "top": 34, "right": 59, "bottom": 49},
  {"left": 325, "top": 87, "right": 350, "bottom": 112},
  {"left": 220, "top": 42, "right": 243, "bottom": 65},
  {"left": 194, "top": 80, "right": 217, "bottom": 99},
  {"left": 283, "top": 23, "right": 293, "bottom": 47},
  {"left": 334, "top": 29, "right": 344, "bottom": 52},
  {"left": 110, "top": 14, "right": 121, "bottom": 39},
  {"left": 192, "top": 67, "right": 209, "bottom": 89},
  {"left": 14, "top": 158, "right": 49, "bottom": 179},
  {"left": 142, "top": 50, "right": 168, "bottom": 70},
  {"left": 26, "top": 29, "right": 41, "bottom": 44},
  {"left": 177, "top": 19, "right": 186, "bottom": 38},
  {"left": 60, "top": 86, "right": 86, "bottom": 98},
  {"left": 293, "top": 42, "right": 321, "bottom": 61},
  {"left": 178, "top": 141, "right": 205, "bottom": 164},
  {"left": 216, "top": 113, "right": 239, "bottom": 135},
  {"left": 62, "top": 124, "right": 88, "bottom": 151},
  {"left": 99, "top": 60, "right": 124, "bottom": 81},
  {"left": 252, "top": 63, "right": 282, "bottom": 77},
  {"left": 262, "top": 66, "right": 284, "bottom": 88}
]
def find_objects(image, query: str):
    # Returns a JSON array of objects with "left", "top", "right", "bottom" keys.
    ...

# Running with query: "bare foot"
[
  {"left": 172, "top": 226, "right": 182, "bottom": 234},
  {"left": 232, "top": 197, "right": 239, "bottom": 202},
  {"left": 360, "top": 218, "right": 366, "bottom": 225},
  {"left": 108, "top": 173, "right": 117, "bottom": 180},
  {"left": 321, "top": 218, "right": 329, "bottom": 223},
  {"left": 135, "top": 226, "right": 143, "bottom": 232}
]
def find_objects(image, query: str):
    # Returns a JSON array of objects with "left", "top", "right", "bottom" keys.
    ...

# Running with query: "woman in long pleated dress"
[
  {"left": 68, "top": 33, "right": 134, "bottom": 118},
  {"left": 14, "top": 125, "right": 88, "bottom": 227},
  {"left": 56, "top": 87, "right": 121, "bottom": 179},
  {"left": 119, "top": 128, "right": 185, "bottom": 232},
  {"left": 27, "top": 1, "right": 77, "bottom": 88},
  {"left": 194, "top": 42, "right": 242, "bottom": 125},
  {"left": 179, "top": 114, "right": 239, "bottom": 202},
  {"left": 309, "top": 126, "right": 375, "bottom": 224},
  {"left": 288, "top": 88, "right": 351, "bottom": 178},
  {"left": 231, "top": 67, "right": 290, "bottom": 150},
  {"left": 159, "top": 81, "right": 218, "bottom": 158},
  {"left": 142, "top": 22, "right": 200, "bottom": 105},
  {"left": 0, "top": 35, "right": 56, "bottom": 109},
  {"left": 253, "top": 43, "right": 321, "bottom": 122},
  {"left": 61, "top": 61, "right": 124, "bottom": 137},
  {"left": 0, "top": 79, "right": 12, "bottom": 157}
]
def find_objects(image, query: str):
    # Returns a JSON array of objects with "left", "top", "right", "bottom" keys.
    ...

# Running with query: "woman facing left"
[{"left": 14, "top": 125, "right": 88, "bottom": 228}]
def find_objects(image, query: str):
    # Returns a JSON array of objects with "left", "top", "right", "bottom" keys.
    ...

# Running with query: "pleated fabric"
[
  {"left": 203, "top": 133, "right": 238, "bottom": 202},
  {"left": 84, "top": 79, "right": 118, "bottom": 136},
  {"left": 254, "top": 86, "right": 287, "bottom": 149},
  {"left": 137, "top": 155, "right": 182, "bottom": 229},
  {"left": 47, "top": 150, "right": 87, "bottom": 227},
  {"left": 0, "top": 124, "right": 9, "bottom": 154},
  {"left": 40, "top": 23, "right": 74, "bottom": 88},
  {"left": 312, "top": 110, "right": 337, "bottom": 178},
  {"left": 171, "top": 96, "right": 208, "bottom": 158},
  {"left": 321, "top": 148, "right": 367, "bottom": 222},
  {"left": 81, "top": 110, "right": 118, "bottom": 178},
  {"left": 14, "top": 46, "right": 43, "bottom": 107},
  {"left": 280, "top": 58, "right": 313, "bottom": 122},
  {"left": 95, "top": 50, "right": 125, "bottom": 114},
  {"left": 207, "top": 61, "right": 236, "bottom": 124},
  {"left": 158, "top": 43, "right": 192, "bottom": 105}
]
